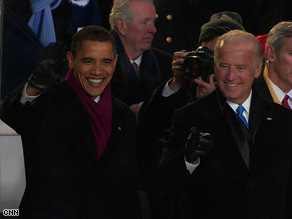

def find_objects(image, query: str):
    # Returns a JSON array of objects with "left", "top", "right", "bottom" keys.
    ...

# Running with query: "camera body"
[{"left": 182, "top": 46, "right": 214, "bottom": 81}]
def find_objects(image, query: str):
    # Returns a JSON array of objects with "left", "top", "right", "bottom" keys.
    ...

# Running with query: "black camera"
[{"left": 182, "top": 46, "right": 214, "bottom": 81}]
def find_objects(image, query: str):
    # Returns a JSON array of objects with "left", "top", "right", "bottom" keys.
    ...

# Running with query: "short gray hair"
[
  {"left": 109, "top": 0, "right": 154, "bottom": 31},
  {"left": 266, "top": 21, "right": 292, "bottom": 55},
  {"left": 214, "top": 30, "right": 262, "bottom": 68}
]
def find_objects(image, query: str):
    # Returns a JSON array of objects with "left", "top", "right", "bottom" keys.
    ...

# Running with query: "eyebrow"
[
  {"left": 236, "top": 64, "right": 248, "bottom": 68},
  {"left": 103, "top": 58, "right": 114, "bottom": 62},
  {"left": 81, "top": 57, "right": 114, "bottom": 62},
  {"left": 81, "top": 57, "right": 94, "bottom": 61}
]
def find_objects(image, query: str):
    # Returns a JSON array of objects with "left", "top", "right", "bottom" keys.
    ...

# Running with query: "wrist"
[
  {"left": 26, "top": 84, "right": 41, "bottom": 96},
  {"left": 169, "top": 78, "right": 184, "bottom": 91}
]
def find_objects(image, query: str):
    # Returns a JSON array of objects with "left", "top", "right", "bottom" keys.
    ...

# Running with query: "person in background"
[
  {"left": 0, "top": 26, "right": 142, "bottom": 219},
  {"left": 109, "top": 1, "right": 173, "bottom": 218},
  {"left": 254, "top": 21, "right": 292, "bottom": 109},
  {"left": 158, "top": 29, "right": 292, "bottom": 219},
  {"left": 136, "top": 11, "right": 245, "bottom": 219},
  {"left": 108, "top": 0, "right": 173, "bottom": 121}
]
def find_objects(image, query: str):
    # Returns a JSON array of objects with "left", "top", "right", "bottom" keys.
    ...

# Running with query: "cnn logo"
[{"left": 3, "top": 209, "right": 19, "bottom": 216}]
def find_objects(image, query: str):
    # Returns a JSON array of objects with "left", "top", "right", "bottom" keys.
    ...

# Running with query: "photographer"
[{"left": 136, "top": 11, "right": 245, "bottom": 219}]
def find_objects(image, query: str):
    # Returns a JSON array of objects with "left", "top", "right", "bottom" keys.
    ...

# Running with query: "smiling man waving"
[{"left": 1, "top": 26, "right": 142, "bottom": 219}]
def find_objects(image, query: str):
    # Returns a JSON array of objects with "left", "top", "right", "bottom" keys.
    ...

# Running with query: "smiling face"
[
  {"left": 215, "top": 41, "right": 261, "bottom": 105},
  {"left": 67, "top": 40, "right": 117, "bottom": 100}
]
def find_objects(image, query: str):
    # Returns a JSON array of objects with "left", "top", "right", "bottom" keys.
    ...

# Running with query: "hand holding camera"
[
  {"left": 182, "top": 46, "right": 214, "bottom": 81},
  {"left": 28, "top": 42, "right": 69, "bottom": 92},
  {"left": 194, "top": 74, "right": 216, "bottom": 99},
  {"left": 168, "top": 51, "right": 188, "bottom": 91},
  {"left": 185, "top": 126, "right": 214, "bottom": 163}
]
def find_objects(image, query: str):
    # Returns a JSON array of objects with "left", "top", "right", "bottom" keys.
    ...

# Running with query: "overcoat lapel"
[
  {"left": 209, "top": 89, "right": 251, "bottom": 170},
  {"left": 248, "top": 89, "right": 262, "bottom": 145},
  {"left": 224, "top": 105, "right": 251, "bottom": 169},
  {"left": 58, "top": 83, "right": 97, "bottom": 162},
  {"left": 210, "top": 89, "right": 264, "bottom": 170},
  {"left": 98, "top": 98, "right": 123, "bottom": 162}
]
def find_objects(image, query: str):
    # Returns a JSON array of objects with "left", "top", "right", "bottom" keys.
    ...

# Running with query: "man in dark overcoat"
[
  {"left": 158, "top": 30, "right": 292, "bottom": 219},
  {"left": 0, "top": 26, "right": 142, "bottom": 219}
]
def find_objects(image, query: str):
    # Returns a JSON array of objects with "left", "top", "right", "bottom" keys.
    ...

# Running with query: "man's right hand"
[
  {"left": 28, "top": 42, "right": 68, "bottom": 92},
  {"left": 185, "top": 127, "right": 214, "bottom": 163}
]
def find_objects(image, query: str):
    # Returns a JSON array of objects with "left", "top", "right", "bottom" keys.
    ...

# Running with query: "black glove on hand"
[
  {"left": 185, "top": 126, "right": 214, "bottom": 163},
  {"left": 28, "top": 42, "right": 69, "bottom": 92}
]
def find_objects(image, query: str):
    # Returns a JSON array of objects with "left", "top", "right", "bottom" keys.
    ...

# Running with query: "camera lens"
[
  {"left": 182, "top": 46, "right": 214, "bottom": 81},
  {"left": 183, "top": 56, "right": 204, "bottom": 80}
]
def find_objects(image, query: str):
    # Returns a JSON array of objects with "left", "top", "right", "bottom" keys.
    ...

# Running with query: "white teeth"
[
  {"left": 226, "top": 83, "right": 239, "bottom": 87},
  {"left": 88, "top": 78, "right": 102, "bottom": 84}
]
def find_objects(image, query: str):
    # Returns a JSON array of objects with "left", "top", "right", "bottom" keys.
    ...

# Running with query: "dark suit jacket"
[
  {"left": 0, "top": 82, "right": 142, "bottom": 219},
  {"left": 158, "top": 87, "right": 292, "bottom": 219},
  {"left": 110, "top": 31, "right": 173, "bottom": 106}
]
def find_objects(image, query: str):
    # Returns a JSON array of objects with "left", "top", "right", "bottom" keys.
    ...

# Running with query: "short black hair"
[{"left": 70, "top": 25, "right": 117, "bottom": 57}]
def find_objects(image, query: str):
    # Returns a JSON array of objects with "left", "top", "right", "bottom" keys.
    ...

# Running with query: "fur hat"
[{"left": 199, "top": 11, "right": 245, "bottom": 45}]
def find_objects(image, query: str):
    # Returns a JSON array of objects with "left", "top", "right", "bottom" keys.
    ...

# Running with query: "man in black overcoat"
[
  {"left": 158, "top": 30, "right": 292, "bottom": 219},
  {"left": 0, "top": 26, "right": 142, "bottom": 219}
]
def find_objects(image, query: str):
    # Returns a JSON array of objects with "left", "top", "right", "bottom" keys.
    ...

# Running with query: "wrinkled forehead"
[
  {"left": 216, "top": 41, "right": 256, "bottom": 59},
  {"left": 131, "top": 1, "right": 157, "bottom": 20}
]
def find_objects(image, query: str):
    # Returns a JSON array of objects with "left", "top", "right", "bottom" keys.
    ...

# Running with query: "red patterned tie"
[
  {"left": 282, "top": 95, "right": 291, "bottom": 109},
  {"left": 132, "top": 62, "right": 138, "bottom": 74}
]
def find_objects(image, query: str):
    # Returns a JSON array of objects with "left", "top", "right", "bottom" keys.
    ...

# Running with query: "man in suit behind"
[
  {"left": 108, "top": 0, "right": 173, "bottom": 121},
  {"left": 254, "top": 21, "right": 292, "bottom": 109},
  {"left": 158, "top": 30, "right": 292, "bottom": 218},
  {"left": 0, "top": 26, "right": 142, "bottom": 219}
]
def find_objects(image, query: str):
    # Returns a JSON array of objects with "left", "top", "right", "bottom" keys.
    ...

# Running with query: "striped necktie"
[{"left": 132, "top": 62, "right": 138, "bottom": 74}]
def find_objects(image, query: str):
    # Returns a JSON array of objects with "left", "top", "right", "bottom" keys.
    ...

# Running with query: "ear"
[
  {"left": 265, "top": 45, "right": 276, "bottom": 62},
  {"left": 113, "top": 54, "right": 118, "bottom": 68},
  {"left": 115, "top": 19, "right": 127, "bottom": 36},
  {"left": 254, "top": 60, "right": 263, "bottom": 78},
  {"left": 67, "top": 52, "right": 74, "bottom": 69}
]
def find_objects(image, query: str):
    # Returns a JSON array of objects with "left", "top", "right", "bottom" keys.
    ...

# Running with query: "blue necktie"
[{"left": 236, "top": 105, "right": 249, "bottom": 129}]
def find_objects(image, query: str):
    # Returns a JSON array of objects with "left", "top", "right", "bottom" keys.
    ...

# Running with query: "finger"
[
  {"left": 173, "top": 51, "right": 187, "bottom": 60},
  {"left": 208, "top": 74, "right": 216, "bottom": 84}
]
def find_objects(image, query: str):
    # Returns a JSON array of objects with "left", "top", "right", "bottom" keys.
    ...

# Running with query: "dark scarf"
[{"left": 65, "top": 69, "right": 112, "bottom": 160}]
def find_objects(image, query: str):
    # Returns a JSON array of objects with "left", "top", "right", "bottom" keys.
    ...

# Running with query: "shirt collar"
[
  {"left": 130, "top": 54, "right": 142, "bottom": 67},
  {"left": 94, "top": 96, "right": 101, "bottom": 103},
  {"left": 226, "top": 91, "right": 252, "bottom": 117},
  {"left": 269, "top": 78, "right": 292, "bottom": 101}
]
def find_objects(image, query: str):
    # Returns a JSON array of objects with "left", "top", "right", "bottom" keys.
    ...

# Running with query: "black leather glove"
[
  {"left": 185, "top": 126, "right": 214, "bottom": 163},
  {"left": 28, "top": 42, "right": 69, "bottom": 92}
]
